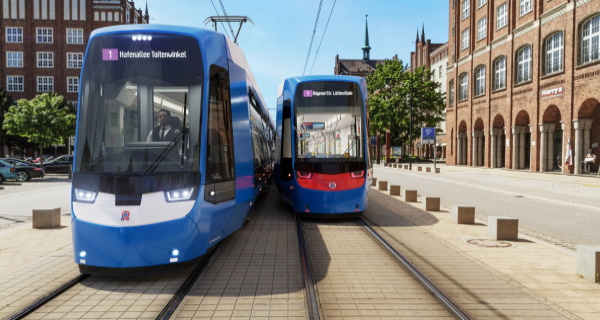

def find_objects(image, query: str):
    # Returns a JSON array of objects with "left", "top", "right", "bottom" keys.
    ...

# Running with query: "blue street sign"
[{"left": 421, "top": 127, "right": 435, "bottom": 144}]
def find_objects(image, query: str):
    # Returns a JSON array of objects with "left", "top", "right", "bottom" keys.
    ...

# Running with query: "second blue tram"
[{"left": 274, "top": 75, "right": 372, "bottom": 216}]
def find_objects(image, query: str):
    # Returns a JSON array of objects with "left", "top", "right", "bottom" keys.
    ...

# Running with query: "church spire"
[
  {"left": 362, "top": 15, "right": 371, "bottom": 61},
  {"left": 144, "top": 1, "right": 149, "bottom": 22},
  {"left": 421, "top": 24, "right": 425, "bottom": 43}
]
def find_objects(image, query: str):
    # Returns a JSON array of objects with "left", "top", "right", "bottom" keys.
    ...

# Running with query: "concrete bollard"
[
  {"left": 435, "top": 168, "right": 440, "bottom": 173},
  {"left": 390, "top": 185, "right": 401, "bottom": 196},
  {"left": 405, "top": 190, "right": 417, "bottom": 202},
  {"left": 372, "top": 177, "right": 378, "bottom": 186},
  {"left": 422, "top": 197, "right": 440, "bottom": 211},
  {"left": 393, "top": 164, "right": 397, "bottom": 168},
  {"left": 32, "top": 208, "right": 61, "bottom": 229},
  {"left": 417, "top": 166, "right": 422, "bottom": 171},
  {"left": 404, "top": 165, "right": 408, "bottom": 169},
  {"left": 378, "top": 180, "right": 388, "bottom": 191},
  {"left": 452, "top": 205, "right": 475, "bottom": 224},
  {"left": 577, "top": 245, "right": 600, "bottom": 283},
  {"left": 426, "top": 167, "right": 431, "bottom": 172},
  {"left": 488, "top": 216, "right": 518, "bottom": 241}
]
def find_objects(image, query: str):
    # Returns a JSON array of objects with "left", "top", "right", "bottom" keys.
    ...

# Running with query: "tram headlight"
[
  {"left": 73, "top": 188, "right": 97, "bottom": 203},
  {"left": 165, "top": 187, "right": 195, "bottom": 202}
]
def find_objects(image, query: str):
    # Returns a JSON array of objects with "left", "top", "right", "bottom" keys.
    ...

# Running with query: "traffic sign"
[{"left": 421, "top": 127, "right": 435, "bottom": 144}]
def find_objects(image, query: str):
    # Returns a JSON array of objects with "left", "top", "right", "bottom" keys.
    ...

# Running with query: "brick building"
[
  {"left": 0, "top": 0, "right": 149, "bottom": 105},
  {"left": 446, "top": 0, "right": 600, "bottom": 175},
  {"left": 410, "top": 26, "right": 449, "bottom": 159}
]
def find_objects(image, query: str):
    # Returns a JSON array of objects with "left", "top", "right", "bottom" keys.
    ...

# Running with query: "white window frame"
[
  {"left": 66, "top": 28, "right": 84, "bottom": 44},
  {"left": 67, "top": 77, "right": 79, "bottom": 93},
  {"left": 459, "top": 73, "right": 469, "bottom": 101},
  {"left": 494, "top": 56, "right": 506, "bottom": 90},
  {"left": 545, "top": 32, "right": 563, "bottom": 75},
  {"left": 475, "top": 66, "right": 486, "bottom": 96},
  {"left": 7, "top": 76, "right": 24, "bottom": 92},
  {"left": 516, "top": 45, "right": 532, "bottom": 83},
  {"left": 581, "top": 15, "right": 600, "bottom": 64},
  {"left": 449, "top": 80, "right": 455, "bottom": 105},
  {"left": 6, "top": 51, "right": 23, "bottom": 68},
  {"left": 462, "top": 0, "right": 470, "bottom": 20},
  {"left": 37, "top": 76, "right": 54, "bottom": 92},
  {"left": 37, "top": 52, "right": 54, "bottom": 68},
  {"left": 478, "top": 0, "right": 488, "bottom": 8},
  {"left": 497, "top": 3, "right": 507, "bottom": 30},
  {"left": 6, "top": 27, "right": 23, "bottom": 43},
  {"left": 67, "top": 53, "right": 84, "bottom": 68},
  {"left": 520, "top": 0, "right": 532, "bottom": 17},
  {"left": 477, "top": 17, "right": 487, "bottom": 41},
  {"left": 36, "top": 27, "right": 53, "bottom": 43},
  {"left": 462, "top": 28, "right": 470, "bottom": 50}
]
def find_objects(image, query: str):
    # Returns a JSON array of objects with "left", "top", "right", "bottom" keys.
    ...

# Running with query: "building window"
[
  {"left": 67, "top": 77, "right": 79, "bottom": 93},
  {"left": 7, "top": 76, "right": 24, "bottom": 92},
  {"left": 462, "top": 0, "right": 470, "bottom": 20},
  {"left": 475, "top": 65, "right": 486, "bottom": 96},
  {"left": 67, "top": 53, "right": 84, "bottom": 68},
  {"left": 67, "top": 29, "right": 84, "bottom": 44},
  {"left": 477, "top": 17, "right": 487, "bottom": 41},
  {"left": 497, "top": 3, "right": 507, "bottom": 30},
  {"left": 516, "top": 45, "right": 532, "bottom": 83},
  {"left": 493, "top": 56, "right": 506, "bottom": 90},
  {"left": 478, "top": 0, "right": 488, "bottom": 7},
  {"left": 6, "top": 27, "right": 23, "bottom": 43},
  {"left": 36, "top": 28, "right": 53, "bottom": 43},
  {"left": 7, "top": 52, "right": 23, "bottom": 68},
  {"left": 37, "top": 76, "right": 54, "bottom": 92},
  {"left": 462, "top": 28, "right": 470, "bottom": 50},
  {"left": 449, "top": 80, "right": 455, "bottom": 105},
  {"left": 520, "top": 0, "right": 532, "bottom": 17},
  {"left": 545, "top": 32, "right": 563, "bottom": 75},
  {"left": 37, "top": 52, "right": 54, "bottom": 68},
  {"left": 439, "top": 65, "right": 443, "bottom": 79},
  {"left": 581, "top": 15, "right": 600, "bottom": 64},
  {"left": 126, "top": 7, "right": 130, "bottom": 24},
  {"left": 459, "top": 73, "right": 468, "bottom": 101}
]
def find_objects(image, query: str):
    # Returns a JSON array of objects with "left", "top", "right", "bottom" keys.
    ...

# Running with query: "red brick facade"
[
  {"left": 446, "top": 0, "right": 600, "bottom": 174},
  {"left": 0, "top": 0, "right": 148, "bottom": 104}
]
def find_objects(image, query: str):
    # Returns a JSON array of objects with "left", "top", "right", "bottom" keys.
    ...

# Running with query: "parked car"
[
  {"left": 0, "top": 158, "right": 45, "bottom": 182},
  {"left": 42, "top": 155, "right": 73, "bottom": 174},
  {"left": 31, "top": 155, "right": 54, "bottom": 163},
  {"left": 0, "top": 159, "right": 17, "bottom": 184}
]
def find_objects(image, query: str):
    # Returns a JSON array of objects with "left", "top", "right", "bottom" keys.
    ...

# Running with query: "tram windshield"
[
  {"left": 294, "top": 81, "right": 364, "bottom": 162},
  {"left": 76, "top": 33, "right": 203, "bottom": 174}
]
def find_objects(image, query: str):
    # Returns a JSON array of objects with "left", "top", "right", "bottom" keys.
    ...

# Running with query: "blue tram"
[
  {"left": 274, "top": 75, "right": 372, "bottom": 216},
  {"left": 71, "top": 25, "right": 274, "bottom": 273}
]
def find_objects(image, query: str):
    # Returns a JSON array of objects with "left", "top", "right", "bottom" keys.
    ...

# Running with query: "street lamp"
[{"left": 384, "top": 77, "right": 414, "bottom": 170}]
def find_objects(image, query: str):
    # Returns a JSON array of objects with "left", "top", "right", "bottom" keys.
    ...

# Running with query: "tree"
[
  {"left": 3, "top": 93, "right": 76, "bottom": 163},
  {"left": 367, "top": 59, "right": 445, "bottom": 151}
]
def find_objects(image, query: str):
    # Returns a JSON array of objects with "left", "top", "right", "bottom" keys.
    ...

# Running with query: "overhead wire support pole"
[{"left": 203, "top": 16, "right": 254, "bottom": 44}]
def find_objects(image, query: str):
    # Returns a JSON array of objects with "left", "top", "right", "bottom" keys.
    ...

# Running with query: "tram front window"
[
  {"left": 76, "top": 33, "right": 203, "bottom": 174},
  {"left": 294, "top": 81, "right": 364, "bottom": 161}
]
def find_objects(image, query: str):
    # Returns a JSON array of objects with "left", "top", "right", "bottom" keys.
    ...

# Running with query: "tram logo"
[
  {"left": 121, "top": 211, "right": 131, "bottom": 221},
  {"left": 303, "top": 90, "right": 313, "bottom": 97}
]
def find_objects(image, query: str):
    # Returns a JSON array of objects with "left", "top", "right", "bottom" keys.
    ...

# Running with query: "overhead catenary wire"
[
  {"left": 209, "top": 0, "right": 232, "bottom": 39},
  {"left": 309, "top": 0, "right": 337, "bottom": 75},
  {"left": 303, "top": 0, "right": 324, "bottom": 76},
  {"left": 218, "top": 0, "right": 236, "bottom": 41}
]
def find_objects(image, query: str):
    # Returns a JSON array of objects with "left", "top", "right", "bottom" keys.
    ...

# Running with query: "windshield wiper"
[{"left": 142, "top": 130, "right": 185, "bottom": 175}]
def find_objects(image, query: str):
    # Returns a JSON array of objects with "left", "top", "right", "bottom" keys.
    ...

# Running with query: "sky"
[{"left": 143, "top": 0, "right": 449, "bottom": 116}]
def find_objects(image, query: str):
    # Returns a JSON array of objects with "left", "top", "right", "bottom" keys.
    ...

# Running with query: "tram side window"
[{"left": 206, "top": 66, "right": 234, "bottom": 183}]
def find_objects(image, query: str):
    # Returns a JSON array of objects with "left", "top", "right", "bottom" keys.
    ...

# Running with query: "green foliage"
[
  {"left": 3, "top": 93, "right": 76, "bottom": 158},
  {"left": 367, "top": 60, "right": 446, "bottom": 148}
]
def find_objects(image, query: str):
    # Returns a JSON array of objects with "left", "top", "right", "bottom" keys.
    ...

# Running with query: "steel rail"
[
  {"left": 155, "top": 243, "right": 222, "bottom": 320},
  {"left": 295, "top": 215, "right": 321, "bottom": 320},
  {"left": 357, "top": 218, "right": 474, "bottom": 320},
  {"left": 6, "top": 273, "right": 90, "bottom": 320}
]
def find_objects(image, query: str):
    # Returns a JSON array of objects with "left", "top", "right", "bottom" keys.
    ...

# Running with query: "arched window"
[
  {"left": 581, "top": 15, "right": 600, "bottom": 64},
  {"left": 474, "top": 65, "right": 486, "bottom": 96},
  {"left": 459, "top": 73, "right": 468, "bottom": 101},
  {"left": 493, "top": 56, "right": 506, "bottom": 90},
  {"left": 545, "top": 32, "right": 563, "bottom": 74},
  {"left": 449, "top": 80, "right": 455, "bottom": 105},
  {"left": 516, "top": 45, "right": 532, "bottom": 83}
]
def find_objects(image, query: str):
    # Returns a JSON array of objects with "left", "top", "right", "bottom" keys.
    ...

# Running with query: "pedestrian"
[
  {"left": 556, "top": 151, "right": 562, "bottom": 169},
  {"left": 582, "top": 149, "right": 596, "bottom": 173}
]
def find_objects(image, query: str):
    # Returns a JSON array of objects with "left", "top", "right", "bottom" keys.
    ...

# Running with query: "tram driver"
[{"left": 147, "top": 109, "right": 181, "bottom": 142}]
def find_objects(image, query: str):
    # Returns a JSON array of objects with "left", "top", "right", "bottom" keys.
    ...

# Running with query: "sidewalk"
[{"left": 371, "top": 163, "right": 600, "bottom": 320}]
